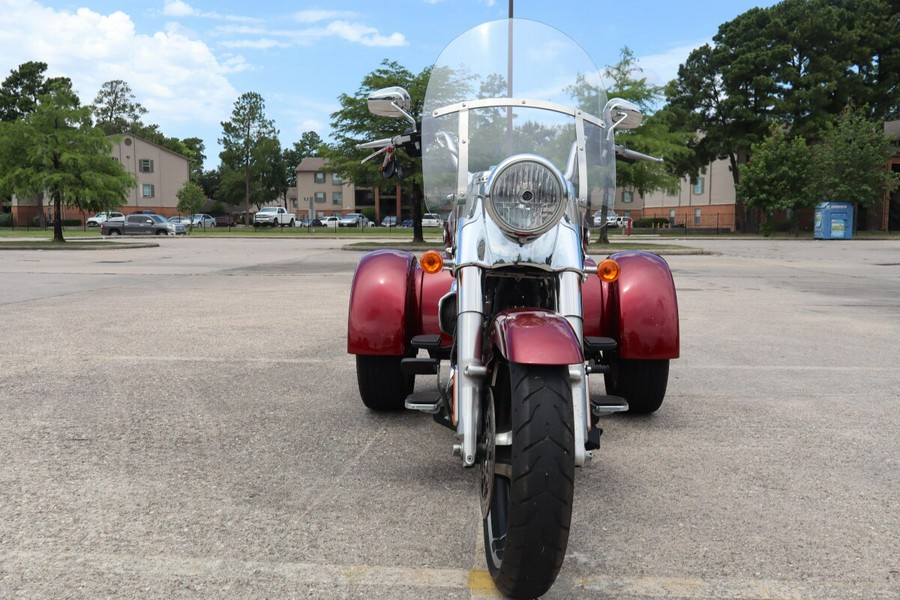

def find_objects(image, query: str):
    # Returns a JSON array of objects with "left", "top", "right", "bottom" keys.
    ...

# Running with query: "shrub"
[
  {"left": 633, "top": 217, "right": 669, "bottom": 228},
  {"left": 0, "top": 213, "right": 12, "bottom": 227}
]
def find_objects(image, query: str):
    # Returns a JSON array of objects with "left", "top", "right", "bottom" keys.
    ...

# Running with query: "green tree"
[
  {"left": 665, "top": 0, "right": 900, "bottom": 230},
  {"left": 737, "top": 126, "right": 814, "bottom": 235},
  {"left": 282, "top": 131, "right": 323, "bottom": 188},
  {"left": 1, "top": 62, "right": 74, "bottom": 223},
  {"left": 92, "top": 79, "right": 148, "bottom": 135},
  {"left": 0, "top": 61, "right": 71, "bottom": 122},
  {"left": 0, "top": 80, "right": 135, "bottom": 242},
  {"left": 603, "top": 48, "right": 692, "bottom": 195},
  {"left": 810, "top": 106, "right": 900, "bottom": 219},
  {"left": 197, "top": 168, "right": 221, "bottom": 202},
  {"left": 574, "top": 48, "right": 692, "bottom": 243},
  {"left": 176, "top": 181, "right": 207, "bottom": 224},
  {"left": 321, "top": 60, "right": 432, "bottom": 242},
  {"left": 219, "top": 92, "right": 279, "bottom": 224},
  {"left": 180, "top": 137, "right": 206, "bottom": 182}
]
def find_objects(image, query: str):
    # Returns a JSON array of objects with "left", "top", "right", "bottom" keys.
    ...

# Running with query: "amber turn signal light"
[
  {"left": 420, "top": 250, "right": 444, "bottom": 274},
  {"left": 597, "top": 259, "right": 621, "bottom": 283}
]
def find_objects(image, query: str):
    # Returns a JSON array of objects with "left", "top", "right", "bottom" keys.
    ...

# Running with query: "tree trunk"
[
  {"left": 52, "top": 193, "right": 64, "bottom": 243},
  {"left": 244, "top": 173, "right": 251, "bottom": 226},
  {"left": 597, "top": 204, "right": 610, "bottom": 245},
  {"left": 411, "top": 183, "right": 424, "bottom": 243}
]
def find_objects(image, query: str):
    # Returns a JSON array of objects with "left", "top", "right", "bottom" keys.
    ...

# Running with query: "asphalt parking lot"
[{"left": 0, "top": 236, "right": 898, "bottom": 599}]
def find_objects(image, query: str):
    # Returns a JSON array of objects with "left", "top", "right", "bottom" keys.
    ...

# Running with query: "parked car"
[
  {"left": 168, "top": 216, "right": 191, "bottom": 227},
  {"left": 400, "top": 219, "right": 413, "bottom": 227},
  {"left": 215, "top": 215, "right": 237, "bottom": 227},
  {"left": 339, "top": 213, "right": 371, "bottom": 227},
  {"left": 101, "top": 214, "right": 186, "bottom": 236},
  {"left": 86, "top": 211, "right": 124, "bottom": 227},
  {"left": 319, "top": 216, "right": 340, "bottom": 228},
  {"left": 253, "top": 206, "right": 296, "bottom": 227},
  {"left": 381, "top": 216, "right": 398, "bottom": 227},
  {"left": 592, "top": 210, "right": 623, "bottom": 228},
  {"left": 190, "top": 214, "right": 216, "bottom": 228},
  {"left": 422, "top": 213, "right": 444, "bottom": 227}
]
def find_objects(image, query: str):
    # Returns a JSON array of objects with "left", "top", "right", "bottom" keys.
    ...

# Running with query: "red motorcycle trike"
[{"left": 347, "top": 19, "right": 679, "bottom": 599}]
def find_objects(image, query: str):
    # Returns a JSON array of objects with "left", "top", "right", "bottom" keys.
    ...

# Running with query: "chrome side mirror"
[
  {"left": 367, "top": 87, "right": 415, "bottom": 127},
  {"left": 603, "top": 98, "right": 643, "bottom": 139}
]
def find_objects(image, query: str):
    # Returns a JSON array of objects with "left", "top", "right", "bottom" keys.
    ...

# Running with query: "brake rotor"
[{"left": 479, "top": 391, "right": 496, "bottom": 518}]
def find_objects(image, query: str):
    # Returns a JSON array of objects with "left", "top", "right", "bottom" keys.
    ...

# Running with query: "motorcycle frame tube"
[
  {"left": 456, "top": 265, "right": 485, "bottom": 467},
  {"left": 347, "top": 250, "right": 417, "bottom": 355}
]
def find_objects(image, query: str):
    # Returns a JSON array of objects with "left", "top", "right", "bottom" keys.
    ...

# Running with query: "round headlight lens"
[{"left": 486, "top": 156, "right": 565, "bottom": 236}]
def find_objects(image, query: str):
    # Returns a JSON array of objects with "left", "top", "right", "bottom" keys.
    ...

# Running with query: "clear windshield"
[{"left": 422, "top": 19, "right": 614, "bottom": 216}]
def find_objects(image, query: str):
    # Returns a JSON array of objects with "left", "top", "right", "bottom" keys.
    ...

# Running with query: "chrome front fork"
[
  {"left": 559, "top": 270, "right": 590, "bottom": 467},
  {"left": 455, "top": 266, "right": 485, "bottom": 467},
  {"left": 453, "top": 268, "right": 589, "bottom": 468}
]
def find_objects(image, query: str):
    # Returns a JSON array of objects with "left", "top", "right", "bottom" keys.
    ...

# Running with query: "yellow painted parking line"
[{"left": 468, "top": 569, "right": 502, "bottom": 596}]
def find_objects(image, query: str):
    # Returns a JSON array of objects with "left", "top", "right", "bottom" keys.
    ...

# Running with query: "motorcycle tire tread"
[
  {"left": 355, "top": 354, "right": 414, "bottom": 411},
  {"left": 490, "top": 363, "right": 574, "bottom": 599},
  {"left": 604, "top": 358, "right": 669, "bottom": 414}
]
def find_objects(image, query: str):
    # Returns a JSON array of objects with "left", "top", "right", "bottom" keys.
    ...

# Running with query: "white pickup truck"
[{"left": 253, "top": 206, "right": 297, "bottom": 227}]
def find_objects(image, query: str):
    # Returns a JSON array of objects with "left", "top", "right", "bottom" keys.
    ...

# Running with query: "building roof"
[
  {"left": 297, "top": 157, "right": 330, "bottom": 172},
  {"left": 111, "top": 133, "right": 190, "bottom": 162}
]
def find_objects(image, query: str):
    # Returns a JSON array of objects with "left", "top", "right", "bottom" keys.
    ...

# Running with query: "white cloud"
[
  {"left": 162, "top": 0, "right": 195, "bottom": 18},
  {"left": 638, "top": 42, "right": 706, "bottom": 87},
  {"left": 0, "top": 0, "right": 237, "bottom": 131},
  {"left": 292, "top": 9, "right": 358, "bottom": 23},
  {"left": 218, "top": 19, "right": 406, "bottom": 49},
  {"left": 161, "top": 0, "right": 260, "bottom": 23},
  {"left": 324, "top": 21, "right": 406, "bottom": 47}
]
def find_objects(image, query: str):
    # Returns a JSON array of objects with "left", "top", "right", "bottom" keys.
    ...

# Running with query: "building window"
[
  {"left": 332, "top": 191, "right": 343, "bottom": 205},
  {"left": 291, "top": 198, "right": 298, "bottom": 209},
  {"left": 694, "top": 208, "right": 702, "bottom": 225},
  {"left": 314, "top": 172, "right": 326, "bottom": 184},
  {"left": 622, "top": 190, "right": 633, "bottom": 203},
  {"left": 332, "top": 173, "right": 343, "bottom": 185},
  {"left": 693, "top": 177, "right": 705, "bottom": 195},
  {"left": 669, "top": 209, "right": 676, "bottom": 223},
  {"left": 142, "top": 184, "right": 155, "bottom": 198},
  {"left": 139, "top": 159, "right": 154, "bottom": 173},
  {"left": 314, "top": 192, "right": 326, "bottom": 203}
]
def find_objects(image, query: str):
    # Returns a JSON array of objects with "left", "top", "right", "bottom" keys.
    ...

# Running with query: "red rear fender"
[
  {"left": 599, "top": 251, "right": 680, "bottom": 359},
  {"left": 347, "top": 250, "right": 419, "bottom": 355}
]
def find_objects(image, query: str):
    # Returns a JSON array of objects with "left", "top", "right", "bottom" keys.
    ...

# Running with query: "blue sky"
[{"left": 1, "top": 0, "right": 779, "bottom": 168}]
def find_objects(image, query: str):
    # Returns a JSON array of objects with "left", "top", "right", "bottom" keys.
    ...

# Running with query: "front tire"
[
  {"left": 604, "top": 358, "right": 669, "bottom": 414},
  {"left": 355, "top": 354, "right": 413, "bottom": 411},
  {"left": 482, "top": 362, "right": 574, "bottom": 599}
]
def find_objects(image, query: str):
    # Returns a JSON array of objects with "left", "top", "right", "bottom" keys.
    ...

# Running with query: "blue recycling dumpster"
[{"left": 814, "top": 202, "right": 854, "bottom": 240}]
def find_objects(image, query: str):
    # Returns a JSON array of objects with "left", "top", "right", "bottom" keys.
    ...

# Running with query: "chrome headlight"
[{"left": 485, "top": 154, "right": 566, "bottom": 237}]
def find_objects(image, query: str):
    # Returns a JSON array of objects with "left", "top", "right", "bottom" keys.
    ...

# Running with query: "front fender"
[
  {"left": 347, "top": 250, "right": 417, "bottom": 355},
  {"left": 603, "top": 251, "right": 680, "bottom": 359},
  {"left": 490, "top": 309, "right": 583, "bottom": 365}
]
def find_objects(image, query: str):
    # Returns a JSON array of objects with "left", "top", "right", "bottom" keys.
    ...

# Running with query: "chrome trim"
[
  {"left": 456, "top": 265, "right": 484, "bottom": 467},
  {"left": 433, "top": 97, "right": 605, "bottom": 128},
  {"left": 560, "top": 271, "right": 589, "bottom": 467},
  {"left": 484, "top": 154, "right": 567, "bottom": 239},
  {"left": 457, "top": 105, "right": 470, "bottom": 200}
]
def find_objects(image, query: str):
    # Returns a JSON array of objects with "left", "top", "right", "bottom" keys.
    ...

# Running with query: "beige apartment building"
[
  {"left": 294, "top": 157, "right": 356, "bottom": 218},
  {"left": 11, "top": 133, "right": 190, "bottom": 225},
  {"left": 617, "top": 155, "right": 738, "bottom": 231}
]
